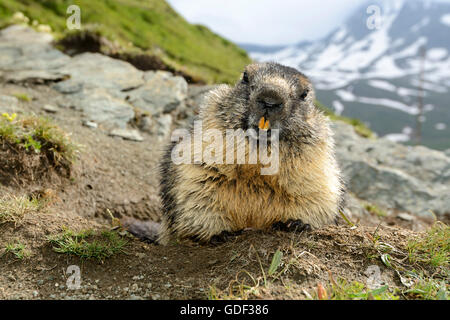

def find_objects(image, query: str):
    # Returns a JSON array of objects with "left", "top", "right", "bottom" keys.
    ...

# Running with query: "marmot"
[{"left": 156, "top": 62, "right": 345, "bottom": 245}]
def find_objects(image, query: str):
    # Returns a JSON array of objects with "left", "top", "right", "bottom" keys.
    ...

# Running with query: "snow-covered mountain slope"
[{"left": 247, "top": 0, "right": 450, "bottom": 150}]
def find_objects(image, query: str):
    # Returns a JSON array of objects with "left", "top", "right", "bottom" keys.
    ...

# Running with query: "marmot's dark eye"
[
  {"left": 242, "top": 71, "right": 249, "bottom": 84},
  {"left": 300, "top": 89, "right": 309, "bottom": 100}
]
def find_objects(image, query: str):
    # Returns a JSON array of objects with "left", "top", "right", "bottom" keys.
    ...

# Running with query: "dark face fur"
[{"left": 215, "top": 62, "right": 317, "bottom": 143}]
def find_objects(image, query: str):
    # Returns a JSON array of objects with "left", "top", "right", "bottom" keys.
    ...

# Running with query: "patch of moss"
[{"left": 12, "top": 92, "right": 31, "bottom": 102}]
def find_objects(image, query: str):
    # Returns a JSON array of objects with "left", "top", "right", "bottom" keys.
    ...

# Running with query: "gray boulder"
[
  {"left": 55, "top": 53, "right": 145, "bottom": 92},
  {"left": 333, "top": 121, "right": 450, "bottom": 217},
  {"left": 0, "top": 25, "right": 70, "bottom": 75},
  {"left": 67, "top": 89, "right": 135, "bottom": 129},
  {"left": 126, "top": 71, "right": 187, "bottom": 116}
]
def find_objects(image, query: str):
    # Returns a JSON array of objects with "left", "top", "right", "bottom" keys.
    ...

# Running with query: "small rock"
[
  {"left": 43, "top": 104, "right": 58, "bottom": 113},
  {"left": 82, "top": 120, "right": 98, "bottom": 129},
  {"left": 397, "top": 213, "right": 415, "bottom": 221},
  {"left": 151, "top": 294, "right": 161, "bottom": 300},
  {"left": 32, "top": 291, "right": 39, "bottom": 297},
  {"left": 129, "top": 295, "right": 143, "bottom": 300},
  {"left": 130, "top": 283, "right": 139, "bottom": 292},
  {"left": 208, "top": 259, "right": 218, "bottom": 266},
  {"left": 109, "top": 129, "right": 144, "bottom": 142}
]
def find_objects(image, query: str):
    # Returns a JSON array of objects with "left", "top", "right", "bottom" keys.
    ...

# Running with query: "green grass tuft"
[
  {"left": 321, "top": 279, "right": 400, "bottom": 300},
  {"left": 12, "top": 92, "right": 31, "bottom": 102},
  {"left": 404, "top": 277, "right": 448, "bottom": 300},
  {"left": 47, "top": 228, "right": 128, "bottom": 261},
  {"left": 3, "top": 241, "right": 31, "bottom": 260},
  {"left": 407, "top": 222, "right": 449, "bottom": 267},
  {"left": 0, "top": 113, "right": 78, "bottom": 164},
  {"left": 0, "top": 195, "right": 42, "bottom": 225}
]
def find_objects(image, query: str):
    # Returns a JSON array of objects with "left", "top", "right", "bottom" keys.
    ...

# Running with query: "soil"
[{"left": 0, "top": 82, "right": 445, "bottom": 300}]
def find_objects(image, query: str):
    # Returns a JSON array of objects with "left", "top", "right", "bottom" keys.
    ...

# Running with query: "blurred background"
[
  {"left": 169, "top": 0, "right": 450, "bottom": 150},
  {"left": 1, "top": 0, "right": 449, "bottom": 150}
]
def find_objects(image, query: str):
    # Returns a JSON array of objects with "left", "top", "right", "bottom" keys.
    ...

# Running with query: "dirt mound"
[{"left": 0, "top": 115, "right": 76, "bottom": 192}]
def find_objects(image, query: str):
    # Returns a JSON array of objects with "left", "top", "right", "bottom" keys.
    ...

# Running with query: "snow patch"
[
  {"left": 441, "top": 14, "right": 450, "bottom": 27},
  {"left": 383, "top": 126, "right": 412, "bottom": 143},
  {"left": 411, "top": 17, "right": 430, "bottom": 32},
  {"left": 332, "top": 100, "right": 344, "bottom": 115},
  {"left": 427, "top": 48, "right": 448, "bottom": 61},
  {"left": 368, "top": 80, "right": 396, "bottom": 92}
]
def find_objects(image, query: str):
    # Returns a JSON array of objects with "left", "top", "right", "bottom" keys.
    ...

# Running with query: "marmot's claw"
[
  {"left": 272, "top": 219, "right": 311, "bottom": 233},
  {"left": 209, "top": 230, "right": 242, "bottom": 245}
]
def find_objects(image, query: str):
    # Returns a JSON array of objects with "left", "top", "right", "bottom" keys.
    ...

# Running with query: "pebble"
[
  {"left": 130, "top": 283, "right": 139, "bottom": 292},
  {"left": 82, "top": 120, "right": 98, "bottom": 129},
  {"left": 43, "top": 104, "right": 58, "bottom": 113},
  {"left": 109, "top": 128, "right": 144, "bottom": 142},
  {"left": 397, "top": 213, "right": 415, "bottom": 221}
]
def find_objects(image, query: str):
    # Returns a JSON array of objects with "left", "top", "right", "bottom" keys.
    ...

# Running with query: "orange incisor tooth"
[
  {"left": 258, "top": 116, "right": 265, "bottom": 129},
  {"left": 258, "top": 117, "right": 270, "bottom": 130}
]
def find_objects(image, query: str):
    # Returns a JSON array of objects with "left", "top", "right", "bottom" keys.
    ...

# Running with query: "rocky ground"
[{"left": 0, "top": 25, "right": 448, "bottom": 300}]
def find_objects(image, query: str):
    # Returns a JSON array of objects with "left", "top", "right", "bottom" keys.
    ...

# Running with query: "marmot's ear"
[
  {"left": 245, "top": 63, "right": 260, "bottom": 75},
  {"left": 297, "top": 74, "right": 310, "bottom": 88}
]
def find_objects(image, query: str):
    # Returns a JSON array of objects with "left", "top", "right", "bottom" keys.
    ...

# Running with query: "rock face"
[
  {"left": 333, "top": 121, "right": 450, "bottom": 217},
  {"left": 0, "top": 25, "right": 188, "bottom": 130},
  {"left": 1, "top": 25, "right": 448, "bottom": 219},
  {"left": 127, "top": 71, "right": 187, "bottom": 116},
  {"left": 0, "top": 25, "right": 69, "bottom": 82}
]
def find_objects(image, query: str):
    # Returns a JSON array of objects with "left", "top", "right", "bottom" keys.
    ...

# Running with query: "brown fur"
[{"left": 158, "top": 63, "right": 344, "bottom": 244}]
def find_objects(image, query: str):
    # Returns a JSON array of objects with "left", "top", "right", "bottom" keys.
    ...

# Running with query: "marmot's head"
[{"left": 215, "top": 62, "right": 323, "bottom": 144}]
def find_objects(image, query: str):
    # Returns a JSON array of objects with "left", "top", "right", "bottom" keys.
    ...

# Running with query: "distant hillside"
[{"left": 0, "top": 0, "right": 251, "bottom": 84}]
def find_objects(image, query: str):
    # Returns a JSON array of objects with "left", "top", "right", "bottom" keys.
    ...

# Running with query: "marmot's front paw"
[
  {"left": 209, "top": 230, "right": 243, "bottom": 245},
  {"left": 272, "top": 219, "right": 311, "bottom": 233}
]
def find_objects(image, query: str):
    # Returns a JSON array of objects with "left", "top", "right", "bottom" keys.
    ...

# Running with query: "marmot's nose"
[{"left": 256, "top": 91, "right": 283, "bottom": 110}]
